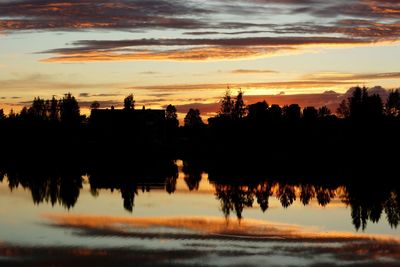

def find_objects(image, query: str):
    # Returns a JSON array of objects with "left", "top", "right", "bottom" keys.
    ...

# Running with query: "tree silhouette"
[
  {"left": 123, "top": 94, "right": 135, "bottom": 110},
  {"left": 90, "top": 101, "right": 100, "bottom": 110},
  {"left": 349, "top": 87, "right": 364, "bottom": 120},
  {"left": 337, "top": 99, "right": 350, "bottom": 118},
  {"left": 60, "top": 93, "right": 80, "bottom": 125},
  {"left": 386, "top": 90, "right": 400, "bottom": 117},
  {"left": 247, "top": 101, "right": 269, "bottom": 121},
  {"left": 318, "top": 106, "right": 331, "bottom": 118},
  {"left": 0, "top": 109, "right": 5, "bottom": 120},
  {"left": 219, "top": 89, "right": 234, "bottom": 117},
  {"left": 303, "top": 106, "right": 318, "bottom": 121},
  {"left": 232, "top": 90, "right": 246, "bottom": 119},
  {"left": 283, "top": 104, "right": 301, "bottom": 121},
  {"left": 366, "top": 93, "right": 383, "bottom": 119},
  {"left": 8, "top": 109, "right": 16, "bottom": 119},
  {"left": 165, "top": 104, "right": 179, "bottom": 128},
  {"left": 184, "top": 108, "right": 204, "bottom": 128},
  {"left": 269, "top": 104, "right": 282, "bottom": 120},
  {"left": 49, "top": 96, "right": 60, "bottom": 121},
  {"left": 30, "top": 97, "right": 46, "bottom": 119},
  {"left": 346, "top": 87, "right": 384, "bottom": 120},
  {"left": 19, "top": 107, "right": 29, "bottom": 120}
]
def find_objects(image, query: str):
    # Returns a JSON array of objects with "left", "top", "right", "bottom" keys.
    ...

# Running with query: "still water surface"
[{"left": 0, "top": 160, "right": 399, "bottom": 266}]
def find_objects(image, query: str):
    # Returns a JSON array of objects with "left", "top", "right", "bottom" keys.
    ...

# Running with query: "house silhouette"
[{"left": 90, "top": 108, "right": 166, "bottom": 140}]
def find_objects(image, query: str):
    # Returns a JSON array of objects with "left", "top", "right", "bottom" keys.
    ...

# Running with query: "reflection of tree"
[
  {"left": 384, "top": 191, "right": 400, "bottom": 228},
  {"left": 210, "top": 177, "right": 400, "bottom": 231},
  {"left": 87, "top": 159, "right": 179, "bottom": 210},
  {"left": 315, "top": 187, "right": 336, "bottom": 206},
  {"left": 2, "top": 158, "right": 400, "bottom": 231},
  {"left": 300, "top": 184, "right": 315, "bottom": 205},
  {"left": 276, "top": 184, "right": 296, "bottom": 208},
  {"left": 59, "top": 172, "right": 82, "bottom": 209},
  {"left": 215, "top": 184, "right": 254, "bottom": 219},
  {"left": 121, "top": 186, "right": 138, "bottom": 212},
  {"left": 4, "top": 167, "right": 83, "bottom": 209},
  {"left": 182, "top": 160, "right": 203, "bottom": 191},
  {"left": 255, "top": 182, "right": 273, "bottom": 212},
  {"left": 342, "top": 184, "right": 398, "bottom": 231},
  {"left": 165, "top": 164, "right": 179, "bottom": 194},
  {"left": 165, "top": 175, "right": 177, "bottom": 194}
]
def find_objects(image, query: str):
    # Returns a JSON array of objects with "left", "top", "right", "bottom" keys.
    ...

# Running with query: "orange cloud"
[
  {"left": 231, "top": 69, "right": 278, "bottom": 74},
  {"left": 304, "top": 71, "right": 400, "bottom": 81},
  {"left": 129, "top": 81, "right": 357, "bottom": 91},
  {"left": 41, "top": 46, "right": 292, "bottom": 62},
  {"left": 40, "top": 36, "right": 375, "bottom": 62}
]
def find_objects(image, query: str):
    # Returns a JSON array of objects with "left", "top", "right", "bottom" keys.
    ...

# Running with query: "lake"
[{"left": 0, "top": 160, "right": 399, "bottom": 266}]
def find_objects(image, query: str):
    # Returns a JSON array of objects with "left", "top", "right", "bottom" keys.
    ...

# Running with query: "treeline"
[
  {"left": 180, "top": 86, "right": 400, "bottom": 128},
  {"left": 1, "top": 86, "right": 400, "bottom": 125},
  {"left": 174, "top": 86, "right": 400, "bottom": 169},
  {"left": 0, "top": 93, "right": 83, "bottom": 125},
  {"left": 1, "top": 86, "right": 400, "bottom": 165}
]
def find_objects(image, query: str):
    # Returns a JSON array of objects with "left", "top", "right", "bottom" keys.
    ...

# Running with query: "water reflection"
[
  {"left": 3, "top": 213, "right": 400, "bottom": 267},
  {"left": 88, "top": 160, "right": 178, "bottom": 212},
  {"left": 1, "top": 159, "right": 400, "bottom": 231},
  {"left": 5, "top": 165, "right": 83, "bottom": 209},
  {"left": 213, "top": 182, "right": 400, "bottom": 231}
]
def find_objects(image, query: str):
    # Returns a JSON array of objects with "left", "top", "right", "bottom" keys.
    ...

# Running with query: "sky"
[{"left": 0, "top": 0, "right": 400, "bottom": 117}]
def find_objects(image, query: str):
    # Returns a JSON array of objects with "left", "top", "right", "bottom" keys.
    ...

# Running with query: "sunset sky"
[{"left": 1, "top": 0, "right": 400, "bottom": 117}]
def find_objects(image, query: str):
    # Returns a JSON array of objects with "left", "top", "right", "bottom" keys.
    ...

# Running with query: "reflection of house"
[{"left": 90, "top": 108, "right": 166, "bottom": 139}]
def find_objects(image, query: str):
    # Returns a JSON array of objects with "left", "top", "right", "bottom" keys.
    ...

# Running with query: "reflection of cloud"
[
  {"left": 31, "top": 214, "right": 400, "bottom": 266},
  {"left": 44, "top": 214, "right": 397, "bottom": 242},
  {"left": 0, "top": 242, "right": 208, "bottom": 267},
  {"left": 0, "top": 213, "right": 399, "bottom": 266}
]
